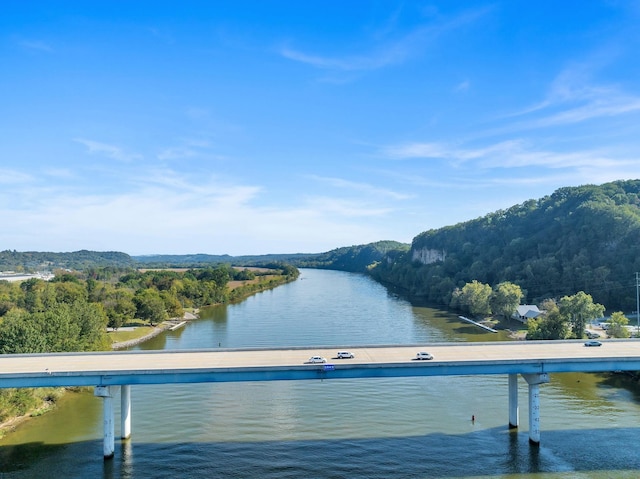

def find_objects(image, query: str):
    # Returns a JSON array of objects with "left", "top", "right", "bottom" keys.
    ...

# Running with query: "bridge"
[{"left": 1, "top": 339, "right": 639, "bottom": 459}]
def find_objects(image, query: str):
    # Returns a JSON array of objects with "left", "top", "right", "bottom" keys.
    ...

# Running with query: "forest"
[
  {"left": 370, "top": 180, "right": 640, "bottom": 313},
  {"left": 0, "top": 264, "right": 299, "bottom": 355}
]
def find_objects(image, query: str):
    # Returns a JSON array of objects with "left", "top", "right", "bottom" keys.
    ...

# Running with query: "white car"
[
  {"left": 337, "top": 351, "right": 354, "bottom": 359},
  {"left": 308, "top": 356, "right": 327, "bottom": 363},
  {"left": 415, "top": 351, "right": 433, "bottom": 360}
]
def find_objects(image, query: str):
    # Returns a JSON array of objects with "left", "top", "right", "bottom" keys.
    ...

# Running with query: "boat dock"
[{"left": 459, "top": 316, "right": 498, "bottom": 333}]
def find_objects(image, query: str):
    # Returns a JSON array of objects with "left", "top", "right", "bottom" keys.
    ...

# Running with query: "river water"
[{"left": 1, "top": 269, "right": 640, "bottom": 478}]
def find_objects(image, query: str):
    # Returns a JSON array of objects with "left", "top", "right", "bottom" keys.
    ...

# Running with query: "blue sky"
[{"left": 2, "top": 1, "right": 639, "bottom": 256}]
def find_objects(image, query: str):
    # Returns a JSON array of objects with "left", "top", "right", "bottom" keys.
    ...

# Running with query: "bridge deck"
[{"left": 1, "top": 340, "right": 640, "bottom": 388}]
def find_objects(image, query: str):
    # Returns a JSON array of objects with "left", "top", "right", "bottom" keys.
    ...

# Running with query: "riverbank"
[{"left": 110, "top": 311, "right": 198, "bottom": 350}]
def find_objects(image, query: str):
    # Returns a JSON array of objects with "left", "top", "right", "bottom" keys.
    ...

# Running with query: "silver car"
[
  {"left": 415, "top": 351, "right": 433, "bottom": 360},
  {"left": 308, "top": 356, "right": 327, "bottom": 363}
]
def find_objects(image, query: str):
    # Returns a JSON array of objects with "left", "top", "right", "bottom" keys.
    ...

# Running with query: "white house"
[{"left": 513, "top": 304, "right": 542, "bottom": 323}]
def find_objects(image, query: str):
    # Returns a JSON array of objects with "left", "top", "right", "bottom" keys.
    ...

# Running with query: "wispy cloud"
[
  {"left": 304, "top": 196, "right": 393, "bottom": 218},
  {"left": 454, "top": 80, "right": 470, "bottom": 92},
  {"left": 74, "top": 138, "right": 143, "bottom": 162},
  {"left": 0, "top": 169, "right": 33, "bottom": 184},
  {"left": 279, "top": 43, "right": 408, "bottom": 72},
  {"left": 18, "top": 39, "right": 53, "bottom": 52},
  {"left": 505, "top": 63, "right": 640, "bottom": 129},
  {"left": 279, "top": 7, "right": 490, "bottom": 72},
  {"left": 308, "top": 175, "right": 412, "bottom": 200},
  {"left": 156, "top": 138, "right": 214, "bottom": 161},
  {"left": 382, "top": 138, "right": 636, "bottom": 172}
]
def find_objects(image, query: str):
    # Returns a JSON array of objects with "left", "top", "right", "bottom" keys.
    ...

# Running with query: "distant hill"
[
  {"left": 370, "top": 180, "right": 640, "bottom": 312},
  {"left": 132, "top": 253, "right": 319, "bottom": 268},
  {"left": 293, "top": 240, "right": 410, "bottom": 273},
  {"left": 131, "top": 241, "right": 409, "bottom": 273},
  {"left": 0, "top": 250, "right": 134, "bottom": 272}
]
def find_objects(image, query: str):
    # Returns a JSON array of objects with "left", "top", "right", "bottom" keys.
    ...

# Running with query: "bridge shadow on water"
[{"left": 1, "top": 426, "right": 639, "bottom": 479}]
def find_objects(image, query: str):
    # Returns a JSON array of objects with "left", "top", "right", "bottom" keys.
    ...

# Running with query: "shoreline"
[{"left": 111, "top": 311, "right": 199, "bottom": 350}]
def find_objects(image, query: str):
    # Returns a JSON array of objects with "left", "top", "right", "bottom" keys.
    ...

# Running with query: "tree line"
[
  {"left": 450, "top": 278, "right": 629, "bottom": 339},
  {"left": 0, "top": 264, "right": 299, "bottom": 354}
]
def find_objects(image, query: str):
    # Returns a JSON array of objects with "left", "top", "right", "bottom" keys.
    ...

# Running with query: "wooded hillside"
[
  {"left": 293, "top": 241, "right": 410, "bottom": 272},
  {"left": 370, "top": 180, "right": 640, "bottom": 312},
  {"left": 0, "top": 250, "right": 133, "bottom": 271}
]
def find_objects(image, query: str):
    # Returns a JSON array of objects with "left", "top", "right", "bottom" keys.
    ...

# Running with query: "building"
[{"left": 513, "top": 304, "right": 542, "bottom": 323}]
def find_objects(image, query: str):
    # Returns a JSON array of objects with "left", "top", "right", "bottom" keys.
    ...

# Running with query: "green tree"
[
  {"left": 607, "top": 311, "right": 630, "bottom": 338},
  {"left": 491, "top": 281, "right": 523, "bottom": 319},
  {"left": 0, "top": 309, "right": 47, "bottom": 354},
  {"left": 19, "top": 278, "right": 45, "bottom": 312},
  {"left": 559, "top": 291, "right": 605, "bottom": 339},
  {"left": 53, "top": 281, "right": 88, "bottom": 304},
  {"left": 160, "top": 291, "right": 184, "bottom": 318},
  {"left": 102, "top": 287, "right": 136, "bottom": 330},
  {"left": 526, "top": 299, "right": 569, "bottom": 340},
  {"left": 451, "top": 280, "right": 492, "bottom": 317},
  {"left": 134, "top": 288, "right": 168, "bottom": 326},
  {"left": 73, "top": 301, "right": 109, "bottom": 350}
]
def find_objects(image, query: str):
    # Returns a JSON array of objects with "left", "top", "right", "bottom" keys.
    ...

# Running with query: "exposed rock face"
[{"left": 411, "top": 248, "right": 446, "bottom": 265}]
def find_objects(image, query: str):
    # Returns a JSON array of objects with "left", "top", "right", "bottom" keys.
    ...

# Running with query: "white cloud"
[
  {"left": 0, "top": 168, "right": 400, "bottom": 255},
  {"left": 307, "top": 175, "right": 412, "bottom": 200},
  {"left": 74, "top": 138, "right": 143, "bottom": 162},
  {"left": 279, "top": 7, "right": 490, "bottom": 72},
  {"left": 0, "top": 169, "right": 33, "bottom": 184},
  {"left": 382, "top": 139, "right": 638, "bottom": 179},
  {"left": 506, "top": 63, "right": 640, "bottom": 129},
  {"left": 18, "top": 39, "right": 53, "bottom": 52}
]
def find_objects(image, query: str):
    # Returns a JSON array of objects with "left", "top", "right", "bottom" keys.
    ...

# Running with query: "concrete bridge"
[{"left": 1, "top": 339, "right": 639, "bottom": 459}]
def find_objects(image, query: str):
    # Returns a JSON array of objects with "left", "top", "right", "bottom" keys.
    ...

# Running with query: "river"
[{"left": 1, "top": 268, "right": 640, "bottom": 478}]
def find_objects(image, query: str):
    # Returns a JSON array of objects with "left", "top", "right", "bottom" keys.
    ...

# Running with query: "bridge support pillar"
[
  {"left": 522, "top": 373, "right": 549, "bottom": 445},
  {"left": 94, "top": 385, "right": 120, "bottom": 459},
  {"left": 508, "top": 374, "right": 519, "bottom": 429},
  {"left": 121, "top": 385, "right": 131, "bottom": 440}
]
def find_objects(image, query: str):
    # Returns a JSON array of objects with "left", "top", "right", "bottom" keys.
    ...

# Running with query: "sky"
[{"left": 1, "top": 1, "right": 640, "bottom": 256}]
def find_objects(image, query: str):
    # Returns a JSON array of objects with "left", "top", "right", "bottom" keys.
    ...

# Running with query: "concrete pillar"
[
  {"left": 522, "top": 373, "right": 549, "bottom": 445},
  {"left": 527, "top": 382, "right": 541, "bottom": 444},
  {"left": 508, "top": 374, "right": 519, "bottom": 429},
  {"left": 94, "top": 386, "right": 119, "bottom": 459},
  {"left": 121, "top": 385, "right": 131, "bottom": 440}
]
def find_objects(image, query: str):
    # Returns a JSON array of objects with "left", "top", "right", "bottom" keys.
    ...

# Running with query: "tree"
[
  {"left": 491, "top": 281, "right": 523, "bottom": 319},
  {"left": 102, "top": 287, "right": 136, "bottom": 330},
  {"left": 160, "top": 291, "right": 184, "bottom": 318},
  {"left": 134, "top": 288, "right": 168, "bottom": 326},
  {"left": 526, "top": 299, "right": 569, "bottom": 340},
  {"left": 559, "top": 291, "right": 605, "bottom": 339},
  {"left": 73, "top": 301, "right": 109, "bottom": 350},
  {"left": 0, "top": 309, "right": 47, "bottom": 354},
  {"left": 607, "top": 311, "right": 630, "bottom": 338},
  {"left": 451, "top": 280, "right": 492, "bottom": 317}
]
